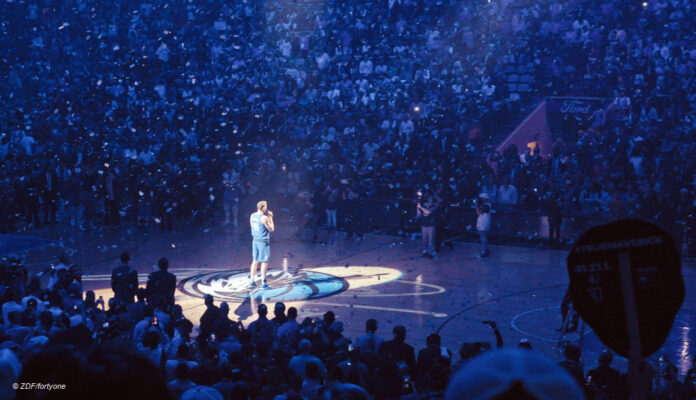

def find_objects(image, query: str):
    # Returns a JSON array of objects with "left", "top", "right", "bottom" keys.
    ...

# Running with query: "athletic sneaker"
[
  {"left": 248, "top": 280, "right": 256, "bottom": 288},
  {"left": 261, "top": 280, "right": 270, "bottom": 289}
]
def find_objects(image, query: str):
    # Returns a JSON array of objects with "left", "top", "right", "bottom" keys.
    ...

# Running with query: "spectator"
[
  {"left": 277, "top": 307, "right": 300, "bottom": 346},
  {"left": 444, "top": 348, "right": 584, "bottom": 400},
  {"left": 586, "top": 350, "right": 628, "bottom": 400},
  {"left": 180, "top": 386, "right": 224, "bottom": 400},
  {"left": 47, "top": 252, "right": 71, "bottom": 292},
  {"left": 146, "top": 257, "right": 177, "bottom": 311},
  {"left": 355, "top": 318, "right": 383, "bottom": 355},
  {"left": 321, "top": 366, "right": 370, "bottom": 400},
  {"left": 416, "top": 333, "right": 451, "bottom": 385},
  {"left": 378, "top": 325, "right": 416, "bottom": 375},
  {"left": 301, "top": 361, "right": 324, "bottom": 400},
  {"left": 476, "top": 203, "right": 491, "bottom": 258},
  {"left": 168, "top": 363, "right": 196, "bottom": 399},
  {"left": 247, "top": 304, "right": 277, "bottom": 348},
  {"left": 18, "top": 344, "right": 174, "bottom": 399},
  {"left": 111, "top": 252, "right": 138, "bottom": 307},
  {"left": 289, "top": 339, "right": 326, "bottom": 380},
  {"left": 198, "top": 295, "right": 220, "bottom": 343},
  {"left": 558, "top": 343, "right": 585, "bottom": 388},
  {"left": 127, "top": 288, "right": 147, "bottom": 323},
  {"left": 337, "top": 345, "right": 369, "bottom": 388},
  {"left": 417, "top": 196, "right": 437, "bottom": 259},
  {"left": 497, "top": 178, "right": 519, "bottom": 206},
  {"left": 272, "top": 302, "right": 288, "bottom": 327},
  {"left": 0, "top": 349, "right": 21, "bottom": 400}
]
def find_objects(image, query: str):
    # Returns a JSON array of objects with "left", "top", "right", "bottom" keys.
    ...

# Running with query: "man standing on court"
[{"left": 249, "top": 200, "right": 274, "bottom": 289}]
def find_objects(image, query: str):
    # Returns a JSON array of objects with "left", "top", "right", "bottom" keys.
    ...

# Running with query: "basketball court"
[{"left": 7, "top": 222, "right": 696, "bottom": 375}]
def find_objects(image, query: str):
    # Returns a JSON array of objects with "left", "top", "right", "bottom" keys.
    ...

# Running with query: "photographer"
[
  {"left": 416, "top": 194, "right": 437, "bottom": 259},
  {"left": 325, "top": 182, "right": 339, "bottom": 235},
  {"left": 47, "top": 252, "right": 71, "bottom": 292},
  {"left": 476, "top": 200, "right": 491, "bottom": 258},
  {"left": 341, "top": 181, "right": 362, "bottom": 241}
]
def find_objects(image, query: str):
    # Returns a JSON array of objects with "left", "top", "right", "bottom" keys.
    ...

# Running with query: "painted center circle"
[{"left": 178, "top": 269, "right": 348, "bottom": 301}]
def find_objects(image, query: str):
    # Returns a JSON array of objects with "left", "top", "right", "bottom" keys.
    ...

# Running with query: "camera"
[{"left": 402, "top": 376, "right": 413, "bottom": 392}]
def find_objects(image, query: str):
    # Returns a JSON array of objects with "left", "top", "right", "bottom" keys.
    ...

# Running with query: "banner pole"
[{"left": 618, "top": 252, "right": 648, "bottom": 400}]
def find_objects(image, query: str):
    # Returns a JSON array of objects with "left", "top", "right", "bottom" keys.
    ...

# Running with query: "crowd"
[
  {"left": 2, "top": 0, "right": 696, "bottom": 397},
  {"left": 2, "top": 0, "right": 694, "bottom": 247},
  {"left": 483, "top": 0, "right": 696, "bottom": 232},
  {"left": 2, "top": 251, "right": 696, "bottom": 399}
]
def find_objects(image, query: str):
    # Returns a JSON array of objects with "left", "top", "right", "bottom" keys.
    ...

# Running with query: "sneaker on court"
[
  {"left": 248, "top": 280, "right": 257, "bottom": 288},
  {"left": 261, "top": 280, "right": 270, "bottom": 289}
]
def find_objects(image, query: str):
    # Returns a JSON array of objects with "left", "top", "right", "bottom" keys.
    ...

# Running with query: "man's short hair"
[
  {"left": 427, "top": 333, "right": 441, "bottom": 346},
  {"left": 323, "top": 311, "right": 335, "bottom": 324},
  {"left": 120, "top": 252, "right": 130, "bottom": 263},
  {"left": 258, "top": 303, "right": 267, "bottom": 316},
  {"left": 158, "top": 257, "right": 169, "bottom": 271},
  {"left": 287, "top": 307, "right": 297, "bottom": 319},
  {"left": 598, "top": 350, "right": 613, "bottom": 366},
  {"left": 257, "top": 201, "right": 267, "bottom": 211},
  {"left": 175, "top": 363, "right": 190, "bottom": 380},
  {"left": 393, "top": 325, "right": 406, "bottom": 340},
  {"left": 366, "top": 318, "right": 378, "bottom": 332},
  {"left": 298, "top": 339, "right": 312, "bottom": 353},
  {"left": 305, "top": 361, "right": 320, "bottom": 379}
]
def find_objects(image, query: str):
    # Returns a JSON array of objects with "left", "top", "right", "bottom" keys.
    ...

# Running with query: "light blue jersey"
[
  {"left": 251, "top": 211, "right": 270, "bottom": 240},
  {"left": 251, "top": 211, "right": 271, "bottom": 262}
]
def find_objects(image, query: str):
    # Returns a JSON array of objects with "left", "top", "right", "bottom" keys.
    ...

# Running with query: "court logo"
[{"left": 178, "top": 269, "right": 348, "bottom": 301}]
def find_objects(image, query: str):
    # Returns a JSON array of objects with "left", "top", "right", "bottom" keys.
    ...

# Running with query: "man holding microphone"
[{"left": 249, "top": 200, "right": 275, "bottom": 289}]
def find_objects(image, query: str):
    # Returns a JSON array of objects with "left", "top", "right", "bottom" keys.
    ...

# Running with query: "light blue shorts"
[{"left": 252, "top": 239, "right": 270, "bottom": 263}]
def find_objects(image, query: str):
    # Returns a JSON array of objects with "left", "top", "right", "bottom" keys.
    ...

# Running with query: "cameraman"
[{"left": 417, "top": 195, "right": 437, "bottom": 259}]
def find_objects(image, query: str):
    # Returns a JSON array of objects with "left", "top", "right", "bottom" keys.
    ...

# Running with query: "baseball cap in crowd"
[
  {"left": 444, "top": 348, "right": 584, "bottom": 400},
  {"left": 180, "top": 386, "right": 224, "bottom": 400}
]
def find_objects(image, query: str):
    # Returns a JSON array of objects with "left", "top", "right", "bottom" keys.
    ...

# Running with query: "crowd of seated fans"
[
  {"left": 1, "top": 252, "right": 696, "bottom": 399},
  {"left": 1, "top": 0, "right": 695, "bottom": 248}
]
